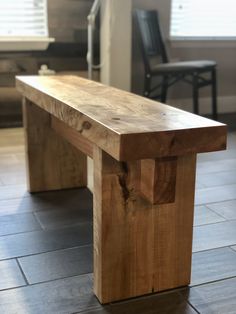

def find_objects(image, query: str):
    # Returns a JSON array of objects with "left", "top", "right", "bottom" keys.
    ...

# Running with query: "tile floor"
[{"left": 0, "top": 123, "right": 236, "bottom": 313}]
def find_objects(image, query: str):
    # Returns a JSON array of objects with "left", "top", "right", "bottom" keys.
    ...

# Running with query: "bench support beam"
[
  {"left": 51, "top": 116, "right": 94, "bottom": 159},
  {"left": 93, "top": 146, "right": 196, "bottom": 303},
  {"left": 140, "top": 157, "right": 178, "bottom": 204},
  {"left": 23, "top": 98, "right": 87, "bottom": 192}
]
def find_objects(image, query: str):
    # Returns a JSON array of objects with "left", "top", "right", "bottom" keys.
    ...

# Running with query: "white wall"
[{"left": 100, "top": 0, "right": 132, "bottom": 91}]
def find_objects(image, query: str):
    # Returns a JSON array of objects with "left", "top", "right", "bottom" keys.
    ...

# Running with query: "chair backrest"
[{"left": 135, "top": 9, "right": 168, "bottom": 73}]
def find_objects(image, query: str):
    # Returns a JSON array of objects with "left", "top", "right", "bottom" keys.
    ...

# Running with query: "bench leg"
[
  {"left": 93, "top": 146, "right": 196, "bottom": 303},
  {"left": 152, "top": 154, "right": 196, "bottom": 292},
  {"left": 23, "top": 98, "right": 87, "bottom": 192}
]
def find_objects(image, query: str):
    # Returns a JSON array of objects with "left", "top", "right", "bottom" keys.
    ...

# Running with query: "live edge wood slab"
[{"left": 16, "top": 75, "right": 227, "bottom": 304}]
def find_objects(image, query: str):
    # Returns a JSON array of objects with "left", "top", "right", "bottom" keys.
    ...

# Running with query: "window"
[
  {"left": 0, "top": 0, "right": 48, "bottom": 37},
  {"left": 0, "top": 0, "right": 54, "bottom": 51},
  {"left": 170, "top": 0, "right": 236, "bottom": 40}
]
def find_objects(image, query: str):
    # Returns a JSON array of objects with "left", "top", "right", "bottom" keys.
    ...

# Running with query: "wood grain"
[
  {"left": 51, "top": 116, "right": 93, "bottom": 158},
  {"left": 16, "top": 75, "right": 227, "bottom": 161},
  {"left": 140, "top": 157, "right": 177, "bottom": 204},
  {"left": 23, "top": 98, "right": 87, "bottom": 192},
  {"left": 93, "top": 150, "right": 196, "bottom": 302},
  {"left": 93, "top": 146, "right": 153, "bottom": 303},
  {"left": 153, "top": 154, "right": 196, "bottom": 291}
]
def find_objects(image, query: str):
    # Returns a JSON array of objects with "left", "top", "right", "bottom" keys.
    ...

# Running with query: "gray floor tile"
[
  {"left": 0, "top": 171, "right": 26, "bottom": 185},
  {"left": 183, "top": 277, "right": 236, "bottom": 314},
  {"left": 109, "top": 291, "right": 197, "bottom": 314},
  {"left": 0, "top": 224, "right": 92, "bottom": 260},
  {"left": 77, "top": 291, "right": 197, "bottom": 314},
  {"left": 195, "top": 181, "right": 206, "bottom": 189},
  {"left": 18, "top": 245, "right": 93, "bottom": 284},
  {"left": 0, "top": 197, "right": 38, "bottom": 216},
  {"left": 0, "top": 184, "right": 28, "bottom": 201},
  {"left": 35, "top": 207, "right": 92, "bottom": 230},
  {"left": 197, "top": 149, "right": 236, "bottom": 163},
  {"left": 197, "top": 158, "right": 236, "bottom": 174},
  {"left": 193, "top": 220, "right": 236, "bottom": 252},
  {"left": 0, "top": 259, "right": 26, "bottom": 290},
  {"left": 0, "top": 188, "right": 92, "bottom": 217},
  {"left": 194, "top": 206, "right": 225, "bottom": 226},
  {"left": 191, "top": 247, "right": 236, "bottom": 286},
  {"left": 0, "top": 213, "right": 41, "bottom": 236},
  {"left": 195, "top": 184, "right": 236, "bottom": 205},
  {"left": 207, "top": 199, "right": 236, "bottom": 220},
  {"left": 33, "top": 188, "right": 92, "bottom": 212},
  {"left": 0, "top": 274, "right": 101, "bottom": 314},
  {"left": 197, "top": 170, "right": 236, "bottom": 188}
]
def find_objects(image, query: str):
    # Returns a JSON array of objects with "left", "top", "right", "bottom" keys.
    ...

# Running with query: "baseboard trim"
[{"left": 168, "top": 95, "right": 236, "bottom": 115}]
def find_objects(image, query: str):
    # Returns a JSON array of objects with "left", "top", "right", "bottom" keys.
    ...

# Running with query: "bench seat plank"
[{"left": 16, "top": 75, "right": 226, "bottom": 161}]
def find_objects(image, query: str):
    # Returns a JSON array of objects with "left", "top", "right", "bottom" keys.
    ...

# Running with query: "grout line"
[
  {"left": 193, "top": 218, "right": 235, "bottom": 228},
  {"left": 229, "top": 246, "right": 236, "bottom": 252},
  {"left": 0, "top": 243, "right": 93, "bottom": 262},
  {"left": 192, "top": 243, "right": 236, "bottom": 254},
  {"left": 187, "top": 301, "right": 201, "bottom": 314},
  {"left": 0, "top": 272, "right": 93, "bottom": 293},
  {"left": 70, "top": 305, "right": 104, "bottom": 314},
  {"left": 0, "top": 284, "right": 27, "bottom": 293},
  {"left": 17, "top": 272, "right": 93, "bottom": 288},
  {"left": 16, "top": 258, "right": 29, "bottom": 285},
  {"left": 190, "top": 274, "right": 236, "bottom": 288},
  {"left": 0, "top": 220, "right": 93, "bottom": 239},
  {"left": 32, "top": 212, "right": 47, "bottom": 230},
  {"left": 205, "top": 204, "right": 229, "bottom": 220},
  {"left": 192, "top": 246, "right": 236, "bottom": 255}
]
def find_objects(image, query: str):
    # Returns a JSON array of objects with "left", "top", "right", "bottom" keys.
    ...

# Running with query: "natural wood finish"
[
  {"left": 93, "top": 149, "right": 196, "bottom": 303},
  {"left": 16, "top": 75, "right": 228, "bottom": 304},
  {"left": 93, "top": 146, "right": 153, "bottom": 303},
  {"left": 140, "top": 157, "right": 177, "bottom": 204},
  {"left": 16, "top": 76, "right": 227, "bottom": 161},
  {"left": 51, "top": 116, "right": 94, "bottom": 158},
  {"left": 23, "top": 98, "right": 87, "bottom": 192},
  {"left": 154, "top": 154, "right": 196, "bottom": 291}
]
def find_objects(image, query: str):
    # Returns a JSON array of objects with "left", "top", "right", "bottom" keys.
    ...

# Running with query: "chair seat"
[{"left": 152, "top": 60, "right": 216, "bottom": 74}]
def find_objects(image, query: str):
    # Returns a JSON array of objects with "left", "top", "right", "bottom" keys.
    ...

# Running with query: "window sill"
[
  {"left": 169, "top": 39, "right": 236, "bottom": 48},
  {"left": 0, "top": 37, "right": 55, "bottom": 51}
]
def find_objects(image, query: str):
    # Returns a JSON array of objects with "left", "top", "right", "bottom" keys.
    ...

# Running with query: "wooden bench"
[{"left": 16, "top": 75, "right": 227, "bottom": 304}]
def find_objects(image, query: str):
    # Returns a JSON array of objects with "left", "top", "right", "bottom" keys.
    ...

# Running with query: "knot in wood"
[{"left": 82, "top": 121, "right": 92, "bottom": 130}]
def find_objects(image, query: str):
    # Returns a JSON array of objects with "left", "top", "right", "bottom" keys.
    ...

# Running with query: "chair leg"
[
  {"left": 161, "top": 76, "right": 168, "bottom": 103},
  {"left": 192, "top": 73, "right": 199, "bottom": 115},
  {"left": 144, "top": 74, "right": 151, "bottom": 98},
  {"left": 212, "top": 68, "right": 218, "bottom": 120}
]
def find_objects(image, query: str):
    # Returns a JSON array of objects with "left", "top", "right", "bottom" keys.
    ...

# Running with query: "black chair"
[{"left": 135, "top": 9, "right": 218, "bottom": 120}]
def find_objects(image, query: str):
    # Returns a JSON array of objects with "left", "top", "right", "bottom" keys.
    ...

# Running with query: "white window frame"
[
  {"left": 0, "top": 0, "right": 54, "bottom": 51},
  {"left": 169, "top": 0, "right": 236, "bottom": 47}
]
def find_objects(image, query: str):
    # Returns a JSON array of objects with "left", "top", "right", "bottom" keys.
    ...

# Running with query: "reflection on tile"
[{"left": 0, "top": 213, "right": 41, "bottom": 236}]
